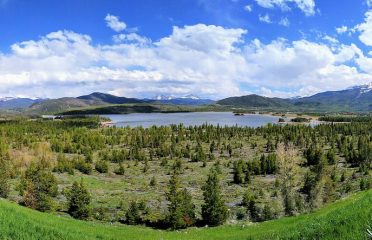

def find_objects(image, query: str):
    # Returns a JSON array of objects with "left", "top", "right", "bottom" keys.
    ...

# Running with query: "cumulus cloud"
[
  {"left": 355, "top": 10, "right": 372, "bottom": 46},
  {"left": 0, "top": 21, "right": 371, "bottom": 99},
  {"left": 242, "top": 38, "right": 370, "bottom": 96},
  {"left": 105, "top": 14, "right": 126, "bottom": 32},
  {"left": 0, "top": 25, "right": 247, "bottom": 98},
  {"left": 255, "top": 0, "right": 316, "bottom": 16},
  {"left": 336, "top": 25, "right": 348, "bottom": 34}
]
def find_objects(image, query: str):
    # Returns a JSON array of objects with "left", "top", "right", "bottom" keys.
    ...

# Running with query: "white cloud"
[
  {"left": 0, "top": 22, "right": 371, "bottom": 99},
  {"left": 259, "top": 14, "right": 272, "bottom": 23},
  {"left": 0, "top": 25, "right": 247, "bottom": 98},
  {"left": 255, "top": 0, "right": 316, "bottom": 16},
  {"left": 336, "top": 25, "right": 348, "bottom": 34},
  {"left": 112, "top": 33, "right": 151, "bottom": 45},
  {"left": 322, "top": 35, "right": 338, "bottom": 44},
  {"left": 355, "top": 10, "right": 372, "bottom": 46},
  {"left": 105, "top": 14, "right": 126, "bottom": 32},
  {"left": 367, "top": 0, "right": 372, "bottom": 7},
  {"left": 279, "top": 17, "right": 290, "bottom": 26},
  {"left": 242, "top": 38, "right": 370, "bottom": 96},
  {"left": 244, "top": 5, "right": 253, "bottom": 12}
]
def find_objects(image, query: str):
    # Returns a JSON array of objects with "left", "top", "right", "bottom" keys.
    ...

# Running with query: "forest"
[{"left": 0, "top": 116, "right": 371, "bottom": 230}]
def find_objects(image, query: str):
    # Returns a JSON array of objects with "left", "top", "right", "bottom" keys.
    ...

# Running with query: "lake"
[{"left": 102, "top": 112, "right": 280, "bottom": 128}]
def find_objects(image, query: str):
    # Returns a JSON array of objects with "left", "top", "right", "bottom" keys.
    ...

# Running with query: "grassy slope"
[{"left": 0, "top": 190, "right": 371, "bottom": 240}]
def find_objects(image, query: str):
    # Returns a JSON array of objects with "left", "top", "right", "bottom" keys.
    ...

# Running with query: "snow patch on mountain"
[{"left": 153, "top": 94, "right": 202, "bottom": 100}]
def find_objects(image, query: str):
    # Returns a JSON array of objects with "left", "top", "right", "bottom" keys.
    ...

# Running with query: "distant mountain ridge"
[
  {"left": 217, "top": 82, "right": 372, "bottom": 111},
  {"left": 151, "top": 94, "right": 214, "bottom": 106},
  {"left": 217, "top": 94, "right": 291, "bottom": 108},
  {"left": 77, "top": 92, "right": 142, "bottom": 104},
  {"left": 0, "top": 97, "right": 45, "bottom": 109},
  {"left": 2, "top": 83, "right": 372, "bottom": 113},
  {"left": 290, "top": 83, "right": 372, "bottom": 111}
]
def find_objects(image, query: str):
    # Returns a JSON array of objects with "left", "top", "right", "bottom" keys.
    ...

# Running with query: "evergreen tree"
[
  {"left": 233, "top": 160, "right": 244, "bottom": 184},
  {"left": 20, "top": 163, "right": 58, "bottom": 212},
  {"left": 327, "top": 148, "right": 336, "bottom": 165},
  {"left": 242, "top": 191, "right": 259, "bottom": 221},
  {"left": 201, "top": 168, "right": 228, "bottom": 226},
  {"left": 0, "top": 146, "right": 11, "bottom": 198},
  {"left": 125, "top": 201, "right": 141, "bottom": 225},
  {"left": 65, "top": 180, "right": 91, "bottom": 220},
  {"left": 166, "top": 170, "right": 196, "bottom": 229},
  {"left": 276, "top": 144, "right": 300, "bottom": 216}
]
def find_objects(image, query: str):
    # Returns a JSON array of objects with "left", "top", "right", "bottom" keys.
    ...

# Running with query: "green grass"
[{"left": 0, "top": 190, "right": 371, "bottom": 240}]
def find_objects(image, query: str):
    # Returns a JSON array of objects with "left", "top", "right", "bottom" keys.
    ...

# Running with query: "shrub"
[
  {"left": 53, "top": 154, "right": 74, "bottom": 175},
  {"left": 74, "top": 157, "right": 92, "bottom": 175},
  {"left": 95, "top": 160, "right": 109, "bottom": 173},
  {"left": 114, "top": 163, "right": 125, "bottom": 175}
]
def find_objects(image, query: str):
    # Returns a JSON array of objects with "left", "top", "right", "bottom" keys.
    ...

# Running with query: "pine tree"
[
  {"left": 125, "top": 201, "right": 141, "bottom": 225},
  {"left": 166, "top": 170, "right": 196, "bottom": 229},
  {"left": 65, "top": 180, "right": 91, "bottom": 220},
  {"left": 0, "top": 148, "right": 10, "bottom": 198},
  {"left": 276, "top": 144, "right": 300, "bottom": 216},
  {"left": 233, "top": 160, "right": 244, "bottom": 184},
  {"left": 20, "top": 163, "right": 58, "bottom": 212},
  {"left": 201, "top": 168, "right": 228, "bottom": 226}
]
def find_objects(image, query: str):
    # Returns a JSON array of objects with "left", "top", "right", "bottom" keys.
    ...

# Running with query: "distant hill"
[
  {"left": 217, "top": 83, "right": 372, "bottom": 111},
  {"left": 8, "top": 83, "right": 372, "bottom": 114},
  {"left": 77, "top": 92, "right": 143, "bottom": 104},
  {"left": 217, "top": 94, "right": 291, "bottom": 108},
  {"left": 29, "top": 93, "right": 144, "bottom": 114},
  {"left": 29, "top": 98, "right": 95, "bottom": 113},
  {"left": 0, "top": 98, "right": 45, "bottom": 109},
  {"left": 291, "top": 83, "right": 372, "bottom": 111}
]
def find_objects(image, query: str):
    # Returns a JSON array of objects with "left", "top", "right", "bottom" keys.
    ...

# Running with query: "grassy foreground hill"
[{"left": 0, "top": 189, "right": 371, "bottom": 240}]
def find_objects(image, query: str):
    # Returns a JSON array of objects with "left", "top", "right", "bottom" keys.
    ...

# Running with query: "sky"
[{"left": 0, "top": 0, "right": 372, "bottom": 99}]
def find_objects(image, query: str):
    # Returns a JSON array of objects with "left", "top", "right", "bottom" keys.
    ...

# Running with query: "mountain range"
[
  {"left": 1, "top": 83, "right": 372, "bottom": 113},
  {"left": 216, "top": 83, "right": 372, "bottom": 112},
  {"left": 0, "top": 97, "right": 45, "bottom": 109},
  {"left": 150, "top": 94, "right": 215, "bottom": 106}
]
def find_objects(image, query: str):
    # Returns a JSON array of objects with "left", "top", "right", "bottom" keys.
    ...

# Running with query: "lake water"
[{"left": 102, "top": 112, "right": 280, "bottom": 128}]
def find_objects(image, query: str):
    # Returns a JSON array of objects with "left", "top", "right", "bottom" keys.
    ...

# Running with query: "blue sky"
[{"left": 0, "top": 0, "right": 371, "bottom": 99}]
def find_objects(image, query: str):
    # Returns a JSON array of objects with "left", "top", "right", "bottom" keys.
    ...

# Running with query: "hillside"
[
  {"left": 29, "top": 93, "right": 144, "bottom": 114},
  {"left": 0, "top": 98, "right": 45, "bottom": 109},
  {"left": 217, "top": 94, "right": 292, "bottom": 109},
  {"left": 77, "top": 92, "right": 143, "bottom": 104},
  {"left": 0, "top": 190, "right": 370, "bottom": 240},
  {"left": 29, "top": 98, "right": 98, "bottom": 113},
  {"left": 217, "top": 83, "right": 372, "bottom": 112},
  {"left": 61, "top": 104, "right": 194, "bottom": 115},
  {"left": 9, "top": 82, "right": 372, "bottom": 114},
  {"left": 292, "top": 84, "right": 372, "bottom": 111}
]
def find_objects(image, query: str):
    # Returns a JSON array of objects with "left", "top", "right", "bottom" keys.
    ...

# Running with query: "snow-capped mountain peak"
[
  {"left": 347, "top": 82, "right": 372, "bottom": 94},
  {"left": 153, "top": 95, "right": 177, "bottom": 100},
  {"left": 153, "top": 94, "right": 202, "bottom": 100},
  {"left": 181, "top": 94, "right": 200, "bottom": 100},
  {"left": 0, "top": 97, "right": 16, "bottom": 102}
]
